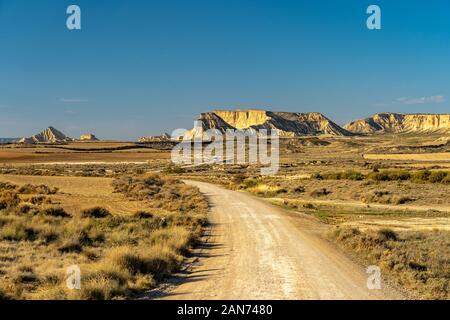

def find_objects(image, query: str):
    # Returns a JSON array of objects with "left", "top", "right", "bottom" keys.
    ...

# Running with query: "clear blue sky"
[{"left": 1, "top": 0, "right": 449, "bottom": 140}]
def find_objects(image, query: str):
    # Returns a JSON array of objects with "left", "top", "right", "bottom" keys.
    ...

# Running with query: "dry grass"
[
  {"left": 363, "top": 152, "right": 450, "bottom": 161},
  {"left": 331, "top": 227, "right": 450, "bottom": 300},
  {"left": 0, "top": 174, "right": 207, "bottom": 300}
]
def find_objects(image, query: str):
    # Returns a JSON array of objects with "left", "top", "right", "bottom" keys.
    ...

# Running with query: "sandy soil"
[{"left": 156, "top": 181, "right": 404, "bottom": 300}]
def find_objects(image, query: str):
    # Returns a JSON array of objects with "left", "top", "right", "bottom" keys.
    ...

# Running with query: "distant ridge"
[
  {"left": 0, "top": 138, "right": 20, "bottom": 144},
  {"left": 185, "top": 110, "right": 353, "bottom": 139},
  {"left": 19, "top": 127, "right": 73, "bottom": 144},
  {"left": 344, "top": 113, "right": 450, "bottom": 134}
]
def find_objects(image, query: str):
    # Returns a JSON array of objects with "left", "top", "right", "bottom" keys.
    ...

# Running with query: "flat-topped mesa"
[
  {"left": 185, "top": 109, "right": 353, "bottom": 139},
  {"left": 19, "top": 127, "right": 73, "bottom": 144},
  {"left": 344, "top": 113, "right": 450, "bottom": 134}
]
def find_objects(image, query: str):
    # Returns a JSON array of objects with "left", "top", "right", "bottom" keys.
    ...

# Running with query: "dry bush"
[
  {"left": 40, "top": 207, "right": 71, "bottom": 218},
  {"left": 310, "top": 188, "right": 331, "bottom": 198},
  {"left": 0, "top": 190, "right": 21, "bottom": 210},
  {"left": 361, "top": 190, "right": 415, "bottom": 205},
  {"left": 81, "top": 207, "right": 111, "bottom": 218},
  {"left": 331, "top": 227, "right": 450, "bottom": 300}
]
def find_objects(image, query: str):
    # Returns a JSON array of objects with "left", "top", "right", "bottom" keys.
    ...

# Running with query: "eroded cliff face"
[
  {"left": 213, "top": 110, "right": 270, "bottom": 129},
  {"left": 344, "top": 113, "right": 450, "bottom": 134},
  {"left": 19, "top": 127, "right": 72, "bottom": 144},
  {"left": 185, "top": 110, "right": 353, "bottom": 139}
]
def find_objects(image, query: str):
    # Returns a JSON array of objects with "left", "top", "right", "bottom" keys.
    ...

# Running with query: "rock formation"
[
  {"left": 138, "top": 133, "right": 171, "bottom": 142},
  {"left": 344, "top": 113, "right": 450, "bottom": 134},
  {"left": 19, "top": 127, "right": 72, "bottom": 144},
  {"left": 79, "top": 133, "right": 99, "bottom": 141},
  {"left": 184, "top": 110, "right": 353, "bottom": 139}
]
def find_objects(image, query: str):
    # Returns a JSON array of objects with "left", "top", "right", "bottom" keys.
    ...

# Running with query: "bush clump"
[{"left": 81, "top": 207, "right": 111, "bottom": 218}]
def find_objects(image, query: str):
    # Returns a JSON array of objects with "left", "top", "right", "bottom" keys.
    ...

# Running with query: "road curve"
[{"left": 159, "top": 181, "right": 404, "bottom": 300}]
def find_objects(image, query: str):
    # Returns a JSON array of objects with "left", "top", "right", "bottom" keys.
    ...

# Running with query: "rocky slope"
[
  {"left": 185, "top": 110, "right": 353, "bottom": 139},
  {"left": 344, "top": 113, "right": 450, "bottom": 134},
  {"left": 19, "top": 127, "right": 72, "bottom": 144}
]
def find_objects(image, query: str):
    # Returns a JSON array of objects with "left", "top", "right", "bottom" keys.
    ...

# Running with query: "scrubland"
[
  {"left": 0, "top": 173, "right": 207, "bottom": 300},
  {"left": 0, "top": 134, "right": 448, "bottom": 299}
]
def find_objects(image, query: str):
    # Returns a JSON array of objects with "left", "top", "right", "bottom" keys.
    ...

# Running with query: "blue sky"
[{"left": 1, "top": 0, "right": 449, "bottom": 140}]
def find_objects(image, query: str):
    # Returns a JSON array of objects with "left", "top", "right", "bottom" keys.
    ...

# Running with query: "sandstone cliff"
[
  {"left": 185, "top": 110, "right": 353, "bottom": 139},
  {"left": 19, "top": 127, "right": 72, "bottom": 144},
  {"left": 344, "top": 113, "right": 450, "bottom": 134}
]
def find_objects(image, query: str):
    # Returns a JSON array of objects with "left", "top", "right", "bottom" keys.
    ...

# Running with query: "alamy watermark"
[
  {"left": 170, "top": 121, "right": 280, "bottom": 176},
  {"left": 66, "top": 5, "right": 81, "bottom": 30},
  {"left": 66, "top": 265, "right": 81, "bottom": 290},
  {"left": 366, "top": 265, "right": 381, "bottom": 290}
]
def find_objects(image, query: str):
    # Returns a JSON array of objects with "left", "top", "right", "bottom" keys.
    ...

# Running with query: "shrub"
[
  {"left": 40, "top": 207, "right": 71, "bottom": 218},
  {"left": 81, "top": 207, "right": 111, "bottom": 218},
  {"left": 0, "top": 288, "right": 11, "bottom": 300},
  {"left": 291, "top": 185, "right": 305, "bottom": 194},
  {"left": 428, "top": 171, "right": 448, "bottom": 183},
  {"left": 303, "top": 203, "right": 316, "bottom": 209},
  {"left": 242, "top": 178, "right": 259, "bottom": 188},
  {"left": 443, "top": 174, "right": 450, "bottom": 185},
  {"left": 0, "top": 221, "right": 39, "bottom": 241},
  {"left": 163, "top": 165, "right": 185, "bottom": 174},
  {"left": 0, "top": 182, "right": 16, "bottom": 191},
  {"left": 377, "top": 228, "right": 398, "bottom": 241},
  {"left": 310, "top": 188, "right": 331, "bottom": 197},
  {"left": 17, "top": 184, "right": 58, "bottom": 195},
  {"left": 392, "top": 196, "right": 414, "bottom": 205},
  {"left": 411, "top": 170, "right": 431, "bottom": 182},
  {"left": 0, "top": 191, "right": 20, "bottom": 209},
  {"left": 132, "top": 211, "right": 153, "bottom": 219}
]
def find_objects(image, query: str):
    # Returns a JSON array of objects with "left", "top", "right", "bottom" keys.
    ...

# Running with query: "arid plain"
[{"left": 0, "top": 111, "right": 449, "bottom": 300}]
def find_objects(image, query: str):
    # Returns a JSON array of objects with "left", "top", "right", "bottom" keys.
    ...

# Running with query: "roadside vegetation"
[
  {"left": 313, "top": 169, "right": 450, "bottom": 184},
  {"left": 331, "top": 227, "right": 450, "bottom": 300},
  {"left": 0, "top": 174, "right": 207, "bottom": 300}
]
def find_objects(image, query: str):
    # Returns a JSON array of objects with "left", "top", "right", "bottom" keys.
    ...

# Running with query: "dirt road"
[{"left": 158, "top": 181, "right": 404, "bottom": 300}]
